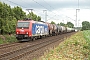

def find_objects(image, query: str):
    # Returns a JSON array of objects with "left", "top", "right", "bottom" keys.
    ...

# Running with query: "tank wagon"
[
  {"left": 60, "top": 26, "right": 67, "bottom": 34},
  {"left": 66, "top": 27, "right": 72, "bottom": 33},
  {"left": 52, "top": 24, "right": 58, "bottom": 35},
  {"left": 45, "top": 22, "right": 53, "bottom": 36},
  {"left": 16, "top": 19, "right": 75, "bottom": 41},
  {"left": 66, "top": 27, "right": 75, "bottom": 33}
]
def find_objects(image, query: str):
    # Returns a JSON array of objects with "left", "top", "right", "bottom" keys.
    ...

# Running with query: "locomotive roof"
[
  {"left": 18, "top": 20, "right": 47, "bottom": 25},
  {"left": 18, "top": 19, "right": 35, "bottom": 22}
]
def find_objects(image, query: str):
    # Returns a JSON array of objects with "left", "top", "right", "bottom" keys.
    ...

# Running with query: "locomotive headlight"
[
  {"left": 26, "top": 32, "right": 28, "bottom": 34},
  {"left": 17, "top": 32, "right": 18, "bottom": 34}
]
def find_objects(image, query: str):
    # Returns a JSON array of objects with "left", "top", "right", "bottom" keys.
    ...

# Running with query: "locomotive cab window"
[{"left": 17, "top": 22, "right": 30, "bottom": 29}]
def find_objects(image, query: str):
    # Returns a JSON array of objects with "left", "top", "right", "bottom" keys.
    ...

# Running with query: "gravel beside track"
[{"left": 0, "top": 32, "right": 76, "bottom": 60}]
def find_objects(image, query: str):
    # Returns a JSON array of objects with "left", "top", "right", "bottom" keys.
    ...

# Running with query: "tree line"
[
  {"left": 51, "top": 21, "right": 74, "bottom": 28},
  {"left": 0, "top": 2, "right": 41, "bottom": 34}
]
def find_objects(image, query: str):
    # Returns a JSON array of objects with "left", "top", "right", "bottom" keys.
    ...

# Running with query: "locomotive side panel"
[{"left": 32, "top": 23, "right": 49, "bottom": 37}]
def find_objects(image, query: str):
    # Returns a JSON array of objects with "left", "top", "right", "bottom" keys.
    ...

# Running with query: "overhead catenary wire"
[
  {"left": 5, "top": 0, "right": 75, "bottom": 21},
  {"left": 4, "top": 0, "right": 75, "bottom": 23},
  {"left": 5, "top": 0, "right": 27, "bottom": 8},
  {"left": 43, "top": 0, "right": 55, "bottom": 10},
  {"left": 42, "top": 0, "right": 75, "bottom": 21}
]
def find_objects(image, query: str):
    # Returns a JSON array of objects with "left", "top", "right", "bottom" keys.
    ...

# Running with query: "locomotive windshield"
[{"left": 17, "top": 22, "right": 30, "bottom": 29}]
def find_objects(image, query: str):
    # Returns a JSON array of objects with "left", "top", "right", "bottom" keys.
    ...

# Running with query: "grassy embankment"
[
  {"left": 40, "top": 31, "right": 90, "bottom": 60},
  {"left": 0, "top": 34, "right": 17, "bottom": 44}
]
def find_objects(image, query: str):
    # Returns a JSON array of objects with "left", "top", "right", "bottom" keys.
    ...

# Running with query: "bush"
[{"left": 0, "top": 34, "right": 17, "bottom": 44}]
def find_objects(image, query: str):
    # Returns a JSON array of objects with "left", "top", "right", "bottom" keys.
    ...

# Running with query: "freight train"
[{"left": 16, "top": 19, "right": 75, "bottom": 41}]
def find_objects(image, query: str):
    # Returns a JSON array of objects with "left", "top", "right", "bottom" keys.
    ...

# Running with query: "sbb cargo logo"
[{"left": 35, "top": 25, "right": 44, "bottom": 34}]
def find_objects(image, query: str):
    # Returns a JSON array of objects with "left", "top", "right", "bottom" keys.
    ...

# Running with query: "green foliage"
[
  {"left": 66, "top": 22, "right": 74, "bottom": 28},
  {"left": 51, "top": 21, "right": 55, "bottom": 24},
  {"left": 0, "top": 2, "right": 26, "bottom": 34},
  {"left": 0, "top": 38, "right": 4, "bottom": 44},
  {"left": 0, "top": 35, "right": 17, "bottom": 44},
  {"left": 4, "top": 35, "right": 17, "bottom": 43},
  {"left": 82, "top": 21, "right": 90, "bottom": 30},
  {"left": 59, "top": 22, "right": 66, "bottom": 26},
  {"left": 82, "top": 30, "right": 90, "bottom": 59},
  {"left": 12, "top": 6, "right": 26, "bottom": 20},
  {"left": 27, "top": 12, "right": 41, "bottom": 21},
  {"left": 59, "top": 22, "right": 74, "bottom": 28},
  {"left": 82, "top": 30, "right": 90, "bottom": 49},
  {"left": 37, "top": 16, "right": 41, "bottom": 21}
]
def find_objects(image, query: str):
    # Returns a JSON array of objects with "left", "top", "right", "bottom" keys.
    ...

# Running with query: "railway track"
[
  {"left": 0, "top": 41, "right": 40, "bottom": 55},
  {"left": 0, "top": 35, "right": 62, "bottom": 60},
  {"left": 0, "top": 42, "right": 21, "bottom": 49},
  {"left": 0, "top": 32, "right": 75, "bottom": 60}
]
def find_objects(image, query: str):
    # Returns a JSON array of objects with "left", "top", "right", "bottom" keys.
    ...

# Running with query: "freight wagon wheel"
[
  {"left": 33, "top": 37, "right": 36, "bottom": 41},
  {"left": 43, "top": 35, "right": 45, "bottom": 38},
  {"left": 32, "top": 37, "right": 36, "bottom": 41}
]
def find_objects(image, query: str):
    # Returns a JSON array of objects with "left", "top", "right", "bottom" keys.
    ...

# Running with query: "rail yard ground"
[{"left": 40, "top": 30, "right": 90, "bottom": 60}]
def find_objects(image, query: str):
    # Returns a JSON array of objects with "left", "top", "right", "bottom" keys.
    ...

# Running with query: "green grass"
[
  {"left": 0, "top": 34, "right": 17, "bottom": 44},
  {"left": 39, "top": 31, "right": 90, "bottom": 60},
  {"left": 0, "top": 38, "right": 4, "bottom": 44},
  {"left": 82, "top": 30, "right": 90, "bottom": 59}
]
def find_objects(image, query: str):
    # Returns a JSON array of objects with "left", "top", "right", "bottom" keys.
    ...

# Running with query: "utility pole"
[
  {"left": 75, "top": 0, "right": 80, "bottom": 27},
  {"left": 76, "top": 9, "right": 77, "bottom": 27},
  {"left": 76, "top": 9, "right": 80, "bottom": 27},
  {"left": 43, "top": 10, "right": 47, "bottom": 22},
  {"left": 26, "top": 9, "right": 33, "bottom": 19}
]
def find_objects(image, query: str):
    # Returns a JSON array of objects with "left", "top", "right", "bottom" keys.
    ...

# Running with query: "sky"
[{"left": 0, "top": 0, "right": 90, "bottom": 27}]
